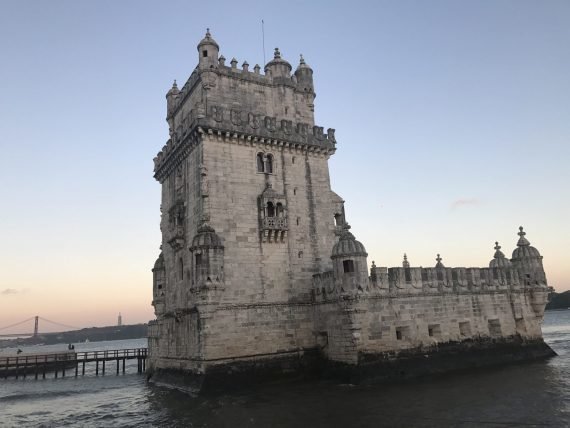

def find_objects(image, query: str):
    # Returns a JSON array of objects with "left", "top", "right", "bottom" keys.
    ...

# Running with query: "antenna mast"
[{"left": 262, "top": 19, "right": 266, "bottom": 66}]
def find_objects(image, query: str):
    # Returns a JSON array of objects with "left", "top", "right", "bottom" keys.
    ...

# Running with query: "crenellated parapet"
[{"left": 153, "top": 106, "right": 336, "bottom": 182}]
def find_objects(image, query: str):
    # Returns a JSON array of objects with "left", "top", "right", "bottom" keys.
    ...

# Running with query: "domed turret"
[
  {"left": 512, "top": 226, "right": 542, "bottom": 261},
  {"left": 190, "top": 224, "right": 224, "bottom": 288},
  {"left": 294, "top": 54, "right": 314, "bottom": 93},
  {"left": 489, "top": 242, "right": 511, "bottom": 269},
  {"left": 511, "top": 226, "right": 546, "bottom": 286},
  {"left": 331, "top": 224, "right": 369, "bottom": 292},
  {"left": 152, "top": 252, "right": 166, "bottom": 315},
  {"left": 190, "top": 224, "right": 223, "bottom": 250},
  {"left": 197, "top": 28, "right": 219, "bottom": 69},
  {"left": 264, "top": 48, "right": 292, "bottom": 81},
  {"left": 332, "top": 225, "right": 367, "bottom": 259}
]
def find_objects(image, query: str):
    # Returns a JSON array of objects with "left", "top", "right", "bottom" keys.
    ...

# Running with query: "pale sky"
[{"left": 1, "top": 0, "right": 569, "bottom": 333}]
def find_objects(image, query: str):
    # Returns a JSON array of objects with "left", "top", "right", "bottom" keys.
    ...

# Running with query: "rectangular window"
[
  {"left": 202, "top": 50, "right": 208, "bottom": 57},
  {"left": 428, "top": 324, "right": 441, "bottom": 338},
  {"left": 195, "top": 253, "right": 202, "bottom": 266},
  {"left": 459, "top": 321, "right": 471, "bottom": 337},
  {"left": 488, "top": 319, "right": 502, "bottom": 337},
  {"left": 396, "top": 326, "right": 410, "bottom": 341},
  {"left": 343, "top": 260, "right": 355, "bottom": 273}
]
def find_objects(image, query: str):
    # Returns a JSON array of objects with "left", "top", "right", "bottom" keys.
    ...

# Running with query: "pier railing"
[{"left": 0, "top": 347, "right": 148, "bottom": 380}]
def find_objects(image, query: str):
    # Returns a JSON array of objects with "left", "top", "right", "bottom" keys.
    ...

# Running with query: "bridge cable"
[
  {"left": 38, "top": 316, "right": 80, "bottom": 331},
  {"left": 0, "top": 317, "right": 36, "bottom": 331}
]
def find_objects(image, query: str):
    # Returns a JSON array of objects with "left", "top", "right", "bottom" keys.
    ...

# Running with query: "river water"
[{"left": 1, "top": 310, "right": 569, "bottom": 427}]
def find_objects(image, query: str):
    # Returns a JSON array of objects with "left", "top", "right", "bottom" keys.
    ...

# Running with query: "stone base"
[
  {"left": 147, "top": 338, "right": 556, "bottom": 394},
  {"left": 327, "top": 337, "right": 557, "bottom": 384}
]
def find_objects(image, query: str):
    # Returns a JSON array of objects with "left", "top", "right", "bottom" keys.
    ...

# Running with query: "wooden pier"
[{"left": 0, "top": 348, "right": 147, "bottom": 380}]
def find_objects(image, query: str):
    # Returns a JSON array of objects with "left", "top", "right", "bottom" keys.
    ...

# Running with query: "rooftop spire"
[
  {"left": 494, "top": 241, "right": 506, "bottom": 259},
  {"left": 300, "top": 54, "right": 305, "bottom": 65},
  {"left": 274, "top": 47, "right": 281, "bottom": 59},
  {"left": 517, "top": 226, "right": 531, "bottom": 247},
  {"left": 402, "top": 253, "right": 410, "bottom": 269},
  {"left": 435, "top": 254, "right": 444, "bottom": 268}
]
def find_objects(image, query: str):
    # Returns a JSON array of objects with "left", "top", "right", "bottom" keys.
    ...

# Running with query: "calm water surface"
[{"left": 1, "top": 311, "right": 569, "bottom": 427}]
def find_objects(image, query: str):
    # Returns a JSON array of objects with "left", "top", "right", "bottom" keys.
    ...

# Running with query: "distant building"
[
  {"left": 117, "top": 313, "right": 122, "bottom": 327},
  {"left": 147, "top": 31, "right": 554, "bottom": 392}
]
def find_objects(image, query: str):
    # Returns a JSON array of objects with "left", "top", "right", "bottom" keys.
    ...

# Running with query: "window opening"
[
  {"left": 256, "top": 153, "right": 264, "bottom": 172},
  {"left": 265, "top": 154, "right": 273, "bottom": 173},
  {"left": 267, "top": 202, "right": 275, "bottom": 217},
  {"left": 202, "top": 50, "right": 208, "bottom": 57},
  {"left": 343, "top": 260, "right": 355, "bottom": 273}
]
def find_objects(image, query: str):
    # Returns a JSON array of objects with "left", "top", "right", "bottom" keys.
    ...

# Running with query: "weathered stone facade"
[{"left": 147, "top": 31, "right": 554, "bottom": 392}]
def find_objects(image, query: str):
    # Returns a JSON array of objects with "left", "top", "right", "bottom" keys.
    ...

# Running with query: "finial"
[
  {"left": 517, "top": 226, "right": 531, "bottom": 246},
  {"left": 253, "top": 64, "right": 260, "bottom": 74},
  {"left": 493, "top": 241, "right": 505, "bottom": 259},
  {"left": 372, "top": 261, "right": 376, "bottom": 268},
  {"left": 274, "top": 47, "right": 281, "bottom": 59},
  {"left": 435, "top": 254, "right": 444, "bottom": 268},
  {"left": 403, "top": 253, "right": 410, "bottom": 269},
  {"left": 230, "top": 57, "right": 238, "bottom": 68},
  {"left": 300, "top": 54, "right": 305, "bottom": 65},
  {"left": 206, "top": 28, "right": 211, "bottom": 38}
]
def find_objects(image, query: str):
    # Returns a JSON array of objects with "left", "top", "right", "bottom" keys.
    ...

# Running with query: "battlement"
[
  {"left": 153, "top": 104, "right": 336, "bottom": 181},
  {"left": 313, "top": 264, "right": 548, "bottom": 301}
]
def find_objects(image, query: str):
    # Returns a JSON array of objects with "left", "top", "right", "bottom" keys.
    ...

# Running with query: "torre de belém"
[{"left": 147, "top": 30, "right": 555, "bottom": 392}]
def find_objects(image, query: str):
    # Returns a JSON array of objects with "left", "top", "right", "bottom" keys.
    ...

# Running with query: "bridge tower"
[{"left": 33, "top": 316, "right": 39, "bottom": 337}]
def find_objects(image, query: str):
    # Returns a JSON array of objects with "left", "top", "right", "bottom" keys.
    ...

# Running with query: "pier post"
[
  {"left": 82, "top": 360, "right": 85, "bottom": 376},
  {"left": 75, "top": 360, "right": 78, "bottom": 377},
  {"left": 43, "top": 355, "right": 47, "bottom": 379},
  {"left": 35, "top": 356, "right": 38, "bottom": 380},
  {"left": 15, "top": 357, "right": 19, "bottom": 379},
  {"left": 102, "top": 359, "right": 105, "bottom": 375},
  {"left": 96, "top": 360, "right": 99, "bottom": 376},
  {"left": 116, "top": 359, "right": 119, "bottom": 375},
  {"left": 24, "top": 356, "right": 28, "bottom": 379},
  {"left": 5, "top": 357, "right": 9, "bottom": 379},
  {"left": 122, "top": 358, "right": 125, "bottom": 373}
]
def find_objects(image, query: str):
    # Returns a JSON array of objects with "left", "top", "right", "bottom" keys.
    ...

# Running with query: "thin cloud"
[
  {"left": 1, "top": 288, "right": 29, "bottom": 296},
  {"left": 450, "top": 198, "right": 479, "bottom": 211}
]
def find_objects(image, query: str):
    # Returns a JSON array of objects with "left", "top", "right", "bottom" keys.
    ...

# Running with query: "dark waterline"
[{"left": 1, "top": 311, "right": 569, "bottom": 427}]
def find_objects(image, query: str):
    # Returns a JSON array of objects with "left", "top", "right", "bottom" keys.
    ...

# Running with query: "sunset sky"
[{"left": 1, "top": 0, "right": 568, "bottom": 333}]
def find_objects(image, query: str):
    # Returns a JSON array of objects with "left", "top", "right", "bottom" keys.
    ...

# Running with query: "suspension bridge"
[{"left": 0, "top": 316, "right": 80, "bottom": 338}]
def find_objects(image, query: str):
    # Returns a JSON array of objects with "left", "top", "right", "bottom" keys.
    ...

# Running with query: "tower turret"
[
  {"left": 511, "top": 226, "right": 545, "bottom": 285},
  {"left": 264, "top": 48, "right": 292, "bottom": 81},
  {"left": 331, "top": 224, "right": 369, "bottom": 293},
  {"left": 165, "top": 80, "right": 179, "bottom": 128},
  {"left": 189, "top": 224, "right": 225, "bottom": 290},
  {"left": 489, "top": 242, "right": 511, "bottom": 269},
  {"left": 197, "top": 28, "right": 219, "bottom": 69},
  {"left": 294, "top": 54, "right": 314, "bottom": 93}
]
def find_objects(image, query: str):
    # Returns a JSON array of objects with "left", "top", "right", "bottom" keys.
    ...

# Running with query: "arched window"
[
  {"left": 276, "top": 203, "right": 284, "bottom": 217},
  {"left": 267, "top": 202, "right": 275, "bottom": 217},
  {"left": 265, "top": 154, "right": 273, "bottom": 173},
  {"left": 256, "top": 153, "right": 264, "bottom": 172}
]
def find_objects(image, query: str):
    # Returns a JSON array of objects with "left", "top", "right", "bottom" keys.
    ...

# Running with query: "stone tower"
[{"left": 148, "top": 31, "right": 343, "bottom": 378}]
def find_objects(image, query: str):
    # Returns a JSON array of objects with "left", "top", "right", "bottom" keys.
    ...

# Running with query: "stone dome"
[
  {"left": 197, "top": 28, "right": 219, "bottom": 49},
  {"left": 295, "top": 54, "right": 312, "bottom": 72},
  {"left": 489, "top": 242, "right": 511, "bottom": 268},
  {"left": 511, "top": 227, "right": 541, "bottom": 261},
  {"left": 153, "top": 253, "right": 164, "bottom": 270},
  {"left": 264, "top": 48, "right": 292, "bottom": 72},
  {"left": 331, "top": 225, "right": 367, "bottom": 259},
  {"left": 190, "top": 224, "right": 224, "bottom": 250}
]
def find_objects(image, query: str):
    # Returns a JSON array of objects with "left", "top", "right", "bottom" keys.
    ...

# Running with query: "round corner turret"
[
  {"left": 197, "top": 28, "right": 219, "bottom": 69},
  {"left": 294, "top": 54, "right": 314, "bottom": 93},
  {"left": 331, "top": 224, "right": 369, "bottom": 291},
  {"left": 264, "top": 47, "right": 292, "bottom": 80}
]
